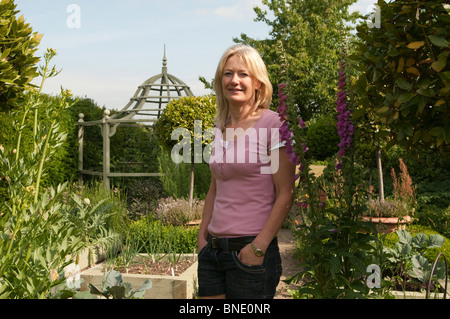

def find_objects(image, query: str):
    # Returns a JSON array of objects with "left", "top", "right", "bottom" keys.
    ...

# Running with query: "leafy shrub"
[
  {"left": 379, "top": 227, "right": 449, "bottom": 293},
  {"left": 416, "top": 205, "right": 450, "bottom": 239},
  {"left": 305, "top": 115, "right": 340, "bottom": 161},
  {"left": 0, "top": 93, "right": 80, "bottom": 200},
  {"left": 69, "top": 98, "right": 105, "bottom": 173},
  {"left": 352, "top": 0, "right": 450, "bottom": 152},
  {"left": 157, "top": 146, "right": 211, "bottom": 199},
  {"left": 365, "top": 199, "right": 410, "bottom": 218},
  {"left": 129, "top": 216, "right": 198, "bottom": 254},
  {"left": 154, "top": 196, "right": 203, "bottom": 226},
  {"left": 0, "top": 52, "right": 86, "bottom": 298},
  {"left": 382, "top": 224, "right": 450, "bottom": 268},
  {"left": 0, "top": 0, "right": 41, "bottom": 111},
  {"left": 154, "top": 95, "right": 216, "bottom": 150},
  {"left": 125, "top": 178, "right": 168, "bottom": 221},
  {"left": 64, "top": 181, "right": 130, "bottom": 239},
  {"left": 155, "top": 95, "right": 216, "bottom": 204}
]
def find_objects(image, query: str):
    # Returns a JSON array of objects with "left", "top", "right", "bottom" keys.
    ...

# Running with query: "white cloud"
[
  {"left": 349, "top": 0, "right": 378, "bottom": 15},
  {"left": 195, "top": 0, "right": 263, "bottom": 20}
]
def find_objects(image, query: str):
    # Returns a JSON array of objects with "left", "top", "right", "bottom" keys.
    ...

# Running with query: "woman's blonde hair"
[{"left": 213, "top": 44, "right": 273, "bottom": 130}]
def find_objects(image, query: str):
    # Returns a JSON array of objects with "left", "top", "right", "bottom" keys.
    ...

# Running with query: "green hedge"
[
  {"left": 129, "top": 216, "right": 198, "bottom": 254},
  {"left": 0, "top": 94, "right": 79, "bottom": 191}
]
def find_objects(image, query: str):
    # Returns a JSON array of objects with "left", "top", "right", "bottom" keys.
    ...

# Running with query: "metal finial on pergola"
[
  {"left": 77, "top": 46, "right": 194, "bottom": 190},
  {"left": 110, "top": 45, "right": 193, "bottom": 125}
]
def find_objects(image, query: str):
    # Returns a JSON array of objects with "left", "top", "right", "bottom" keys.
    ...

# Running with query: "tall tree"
[
  {"left": 154, "top": 95, "right": 216, "bottom": 207},
  {"left": 235, "top": 0, "right": 359, "bottom": 120},
  {"left": 351, "top": 0, "right": 450, "bottom": 154}
]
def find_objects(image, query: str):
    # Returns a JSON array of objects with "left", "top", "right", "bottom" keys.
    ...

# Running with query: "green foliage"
[
  {"left": 157, "top": 146, "right": 211, "bottom": 199},
  {"left": 69, "top": 98, "right": 105, "bottom": 172},
  {"left": 351, "top": 0, "right": 450, "bottom": 153},
  {"left": 155, "top": 95, "right": 215, "bottom": 205},
  {"left": 88, "top": 270, "right": 152, "bottom": 299},
  {"left": 63, "top": 193, "right": 121, "bottom": 254},
  {"left": 305, "top": 115, "right": 340, "bottom": 161},
  {"left": 129, "top": 216, "right": 198, "bottom": 254},
  {"left": 125, "top": 178, "right": 168, "bottom": 221},
  {"left": 0, "top": 0, "right": 42, "bottom": 111},
  {"left": 154, "top": 95, "right": 216, "bottom": 152},
  {"left": 236, "top": 0, "right": 360, "bottom": 119},
  {"left": 282, "top": 46, "right": 378, "bottom": 298},
  {"left": 52, "top": 269, "right": 152, "bottom": 299},
  {"left": 0, "top": 93, "right": 79, "bottom": 194},
  {"left": 153, "top": 196, "right": 203, "bottom": 226},
  {"left": 380, "top": 228, "right": 447, "bottom": 292},
  {"left": 0, "top": 83, "right": 85, "bottom": 298},
  {"left": 383, "top": 224, "right": 450, "bottom": 270},
  {"left": 416, "top": 205, "right": 450, "bottom": 239},
  {"left": 111, "top": 125, "right": 161, "bottom": 175}
]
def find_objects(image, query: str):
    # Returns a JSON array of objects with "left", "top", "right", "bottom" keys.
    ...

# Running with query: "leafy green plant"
[
  {"left": 384, "top": 230, "right": 446, "bottom": 291},
  {"left": 0, "top": 50, "right": 87, "bottom": 299},
  {"left": 125, "top": 178, "right": 167, "bottom": 221},
  {"left": 281, "top": 42, "right": 378, "bottom": 299},
  {"left": 88, "top": 270, "right": 152, "bottom": 299},
  {"left": 114, "top": 233, "right": 144, "bottom": 270},
  {"left": 63, "top": 193, "right": 121, "bottom": 266},
  {"left": 236, "top": 0, "right": 360, "bottom": 120},
  {"left": 364, "top": 198, "right": 410, "bottom": 218},
  {"left": 154, "top": 196, "right": 203, "bottom": 226},
  {"left": 352, "top": 0, "right": 450, "bottom": 153},
  {"left": 0, "top": 0, "right": 42, "bottom": 111},
  {"left": 157, "top": 147, "right": 211, "bottom": 200},
  {"left": 305, "top": 115, "right": 340, "bottom": 161},
  {"left": 154, "top": 95, "right": 216, "bottom": 206},
  {"left": 129, "top": 216, "right": 198, "bottom": 254}
]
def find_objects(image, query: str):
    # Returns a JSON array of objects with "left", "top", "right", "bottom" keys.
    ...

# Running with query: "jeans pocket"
[
  {"left": 198, "top": 243, "right": 209, "bottom": 259},
  {"left": 232, "top": 251, "right": 265, "bottom": 273}
]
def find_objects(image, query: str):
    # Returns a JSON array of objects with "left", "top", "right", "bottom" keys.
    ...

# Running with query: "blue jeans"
[{"left": 197, "top": 237, "right": 282, "bottom": 299}]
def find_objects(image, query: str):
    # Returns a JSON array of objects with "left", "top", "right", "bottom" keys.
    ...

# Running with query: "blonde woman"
[{"left": 197, "top": 44, "right": 295, "bottom": 299}]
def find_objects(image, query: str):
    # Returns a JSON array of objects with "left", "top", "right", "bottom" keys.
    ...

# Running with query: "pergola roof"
[
  {"left": 111, "top": 46, "right": 194, "bottom": 122},
  {"left": 77, "top": 46, "right": 194, "bottom": 189}
]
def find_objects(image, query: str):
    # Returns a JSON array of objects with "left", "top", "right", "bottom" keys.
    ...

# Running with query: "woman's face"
[{"left": 222, "top": 55, "right": 260, "bottom": 107}]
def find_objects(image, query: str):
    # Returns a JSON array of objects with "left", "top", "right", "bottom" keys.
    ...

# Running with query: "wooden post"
[
  {"left": 78, "top": 113, "right": 84, "bottom": 182},
  {"left": 102, "top": 109, "right": 111, "bottom": 191},
  {"left": 376, "top": 146, "right": 384, "bottom": 201}
]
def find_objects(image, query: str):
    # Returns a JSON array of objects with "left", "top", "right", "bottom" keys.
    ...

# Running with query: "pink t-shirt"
[{"left": 207, "top": 109, "right": 284, "bottom": 238}]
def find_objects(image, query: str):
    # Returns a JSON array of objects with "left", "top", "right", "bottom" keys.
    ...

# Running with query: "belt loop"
[{"left": 221, "top": 238, "right": 229, "bottom": 254}]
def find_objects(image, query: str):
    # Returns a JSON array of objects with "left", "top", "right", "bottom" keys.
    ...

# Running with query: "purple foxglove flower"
[{"left": 336, "top": 60, "right": 354, "bottom": 163}]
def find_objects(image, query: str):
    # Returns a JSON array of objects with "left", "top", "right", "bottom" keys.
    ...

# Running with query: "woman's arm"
[
  {"left": 238, "top": 147, "right": 295, "bottom": 265},
  {"left": 197, "top": 174, "right": 217, "bottom": 251}
]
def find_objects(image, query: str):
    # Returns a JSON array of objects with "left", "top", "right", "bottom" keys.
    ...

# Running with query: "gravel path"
[{"left": 274, "top": 228, "right": 302, "bottom": 299}]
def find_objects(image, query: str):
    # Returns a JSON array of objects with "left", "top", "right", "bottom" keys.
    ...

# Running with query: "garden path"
[{"left": 274, "top": 228, "right": 302, "bottom": 299}]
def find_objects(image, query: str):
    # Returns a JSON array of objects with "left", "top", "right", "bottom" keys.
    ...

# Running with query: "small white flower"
[{"left": 83, "top": 198, "right": 90, "bottom": 206}]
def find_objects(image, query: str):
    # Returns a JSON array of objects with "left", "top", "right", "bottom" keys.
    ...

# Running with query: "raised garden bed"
[{"left": 80, "top": 254, "right": 198, "bottom": 299}]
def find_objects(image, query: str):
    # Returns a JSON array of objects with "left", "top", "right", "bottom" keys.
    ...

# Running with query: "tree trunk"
[{"left": 376, "top": 146, "right": 384, "bottom": 201}]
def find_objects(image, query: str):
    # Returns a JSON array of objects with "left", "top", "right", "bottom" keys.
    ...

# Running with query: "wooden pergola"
[{"left": 77, "top": 47, "right": 194, "bottom": 190}]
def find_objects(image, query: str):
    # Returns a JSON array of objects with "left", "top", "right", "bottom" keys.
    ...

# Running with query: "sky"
[{"left": 15, "top": 0, "right": 377, "bottom": 110}]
